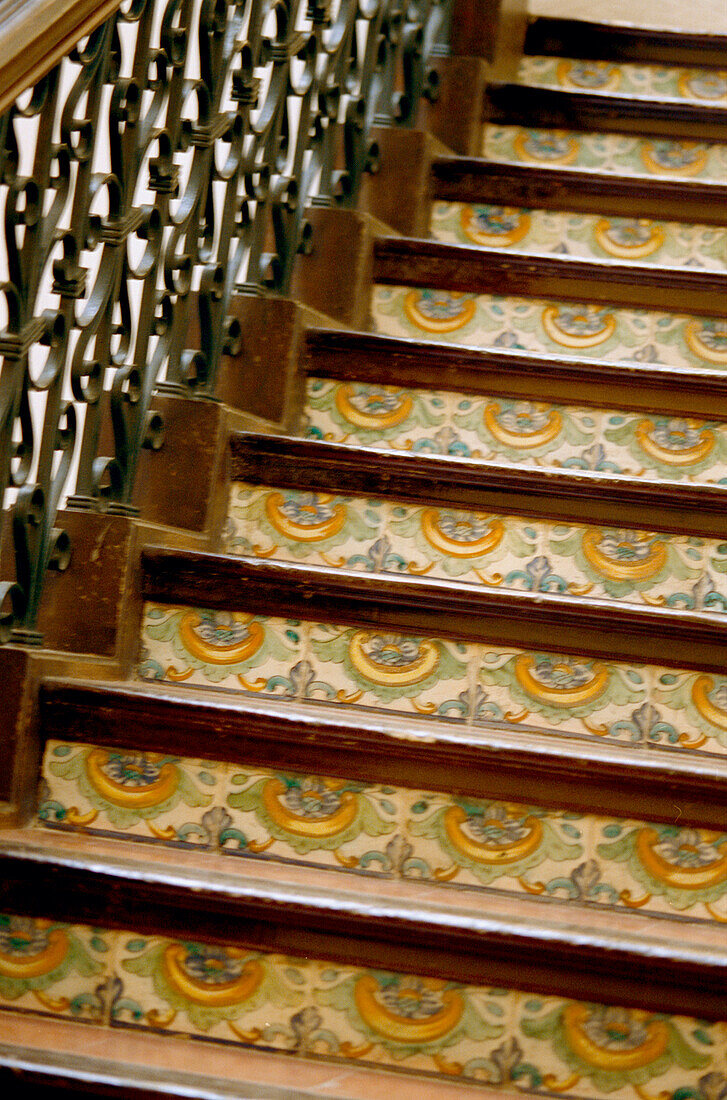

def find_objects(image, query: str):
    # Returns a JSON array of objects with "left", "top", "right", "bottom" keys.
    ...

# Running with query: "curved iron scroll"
[{"left": 0, "top": 0, "right": 449, "bottom": 643}]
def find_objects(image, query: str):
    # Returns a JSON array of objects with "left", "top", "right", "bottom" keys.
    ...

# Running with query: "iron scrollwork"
[{"left": 0, "top": 0, "right": 450, "bottom": 643}]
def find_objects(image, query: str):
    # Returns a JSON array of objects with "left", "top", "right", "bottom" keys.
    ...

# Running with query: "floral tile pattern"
[
  {"left": 0, "top": 914, "right": 116, "bottom": 1024},
  {"left": 371, "top": 286, "right": 727, "bottom": 373},
  {"left": 37, "top": 745, "right": 727, "bottom": 922},
  {"left": 304, "top": 378, "right": 727, "bottom": 486},
  {"left": 431, "top": 201, "right": 727, "bottom": 270},
  {"left": 226, "top": 482, "right": 727, "bottom": 613},
  {"left": 483, "top": 124, "right": 727, "bottom": 182},
  {"left": 518, "top": 55, "right": 727, "bottom": 107},
  {"left": 136, "top": 601, "right": 727, "bottom": 759},
  {"left": 4, "top": 911, "right": 726, "bottom": 1096}
]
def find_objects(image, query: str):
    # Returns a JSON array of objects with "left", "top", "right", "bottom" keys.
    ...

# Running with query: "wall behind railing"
[{"left": 0, "top": 0, "right": 450, "bottom": 644}]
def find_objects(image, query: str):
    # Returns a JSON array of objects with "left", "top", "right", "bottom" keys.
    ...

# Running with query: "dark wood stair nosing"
[
  {"left": 431, "top": 157, "right": 727, "bottom": 226},
  {"left": 303, "top": 327, "right": 727, "bottom": 422},
  {"left": 373, "top": 236, "right": 727, "bottom": 318},
  {"left": 485, "top": 81, "right": 727, "bottom": 141},
  {"left": 304, "top": 326, "right": 727, "bottom": 418},
  {"left": 142, "top": 549, "right": 727, "bottom": 673},
  {"left": 524, "top": 16, "right": 727, "bottom": 68},
  {"left": 39, "top": 678, "right": 727, "bottom": 830},
  {"left": 231, "top": 430, "right": 727, "bottom": 540},
  {"left": 1, "top": 844, "right": 725, "bottom": 1020}
]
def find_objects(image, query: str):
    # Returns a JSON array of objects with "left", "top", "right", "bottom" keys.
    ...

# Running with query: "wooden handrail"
[{"left": 0, "top": 0, "right": 120, "bottom": 113}]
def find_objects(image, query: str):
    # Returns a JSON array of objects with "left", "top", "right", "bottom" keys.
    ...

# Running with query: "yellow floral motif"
[
  {"left": 514, "top": 654, "right": 610, "bottom": 707},
  {"left": 484, "top": 401, "right": 563, "bottom": 448},
  {"left": 264, "top": 491, "right": 347, "bottom": 542},
  {"left": 635, "top": 419, "right": 715, "bottom": 466},
  {"left": 335, "top": 384, "right": 413, "bottom": 428},
  {"left": 403, "top": 289, "right": 477, "bottom": 333},
  {"left": 420, "top": 508, "right": 504, "bottom": 558},
  {"left": 179, "top": 611, "right": 264, "bottom": 665},
  {"left": 444, "top": 804, "right": 543, "bottom": 864},
  {"left": 262, "top": 777, "right": 359, "bottom": 837},
  {"left": 542, "top": 305, "right": 617, "bottom": 348},
  {"left": 349, "top": 631, "right": 440, "bottom": 687},
  {"left": 563, "top": 1003, "right": 670, "bottom": 1071},
  {"left": 354, "top": 973, "right": 464, "bottom": 1043},
  {"left": 636, "top": 827, "right": 727, "bottom": 890},
  {"left": 581, "top": 530, "right": 667, "bottom": 582},
  {"left": 0, "top": 925, "right": 69, "bottom": 980},
  {"left": 594, "top": 218, "right": 665, "bottom": 259},
  {"left": 162, "top": 943, "right": 265, "bottom": 1008}
]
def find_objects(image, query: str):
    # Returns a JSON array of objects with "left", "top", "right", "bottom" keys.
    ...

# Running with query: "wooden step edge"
[
  {"left": 142, "top": 549, "right": 727, "bottom": 673},
  {"left": 0, "top": 836, "right": 725, "bottom": 1019},
  {"left": 0, "top": 1010, "right": 477, "bottom": 1100},
  {"left": 231, "top": 430, "right": 727, "bottom": 538},
  {"left": 524, "top": 16, "right": 727, "bottom": 68},
  {"left": 39, "top": 678, "right": 727, "bottom": 830},
  {"left": 430, "top": 157, "right": 727, "bottom": 225},
  {"left": 373, "top": 236, "right": 727, "bottom": 318},
  {"left": 303, "top": 327, "right": 727, "bottom": 421},
  {"left": 485, "top": 81, "right": 727, "bottom": 141}
]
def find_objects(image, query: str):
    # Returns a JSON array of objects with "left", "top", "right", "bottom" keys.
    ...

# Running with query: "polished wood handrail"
[{"left": 0, "top": 0, "right": 120, "bottom": 113}]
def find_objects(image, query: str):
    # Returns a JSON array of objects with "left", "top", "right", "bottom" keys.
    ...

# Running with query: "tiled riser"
[
  {"left": 430, "top": 202, "right": 727, "bottom": 270},
  {"left": 2, "top": 912, "right": 725, "bottom": 1098},
  {"left": 371, "top": 288, "right": 727, "bottom": 374},
  {"left": 304, "top": 379, "right": 727, "bottom": 485},
  {"left": 137, "top": 602, "right": 727, "bottom": 760},
  {"left": 483, "top": 125, "right": 727, "bottom": 181},
  {"left": 226, "top": 481, "right": 727, "bottom": 613},
  {"left": 39, "top": 742, "right": 727, "bottom": 925},
  {"left": 518, "top": 56, "right": 727, "bottom": 107}
]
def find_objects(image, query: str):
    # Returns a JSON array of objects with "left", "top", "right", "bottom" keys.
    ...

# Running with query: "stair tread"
[
  {"left": 228, "top": 432, "right": 727, "bottom": 615},
  {"left": 138, "top": 551, "right": 727, "bottom": 760},
  {"left": 524, "top": 15, "right": 727, "bottom": 67},
  {"left": 0, "top": 1010, "right": 484, "bottom": 1100},
  {"left": 483, "top": 123, "right": 727, "bottom": 183},
  {"left": 430, "top": 200, "right": 727, "bottom": 272}
]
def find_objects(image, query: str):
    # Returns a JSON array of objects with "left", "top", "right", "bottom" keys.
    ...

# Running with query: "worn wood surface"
[
  {"left": 304, "top": 327, "right": 727, "bottom": 422},
  {"left": 40, "top": 677, "right": 727, "bottom": 829},
  {"left": 525, "top": 16, "right": 727, "bottom": 67},
  {"left": 0, "top": 843, "right": 724, "bottom": 1019},
  {"left": 432, "top": 157, "right": 727, "bottom": 226},
  {"left": 142, "top": 549, "right": 727, "bottom": 671},
  {"left": 373, "top": 236, "right": 727, "bottom": 317}
]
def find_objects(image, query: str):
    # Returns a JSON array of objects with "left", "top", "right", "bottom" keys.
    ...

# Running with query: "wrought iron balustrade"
[{"left": 0, "top": 0, "right": 450, "bottom": 644}]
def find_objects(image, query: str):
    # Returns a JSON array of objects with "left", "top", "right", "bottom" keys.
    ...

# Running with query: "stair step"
[
  {"left": 139, "top": 551, "right": 727, "bottom": 760},
  {"left": 370, "top": 282, "right": 727, "bottom": 379},
  {"left": 1, "top": 829, "right": 726, "bottom": 1025},
  {"left": 304, "top": 328, "right": 727, "bottom": 421},
  {"left": 0, "top": 1010, "right": 485, "bottom": 1100},
  {"left": 487, "top": 81, "right": 727, "bottom": 142},
  {"left": 39, "top": 676, "right": 727, "bottom": 830},
  {"left": 430, "top": 201, "right": 727, "bottom": 272},
  {"left": 483, "top": 124, "right": 727, "bottom": 184},
  {"left": 432, "top": 156, "right": 727, "bottom": 226},
  {"left": 372, "top": 237, "right": 727, "bottom": 317},
  {"left": 228, "top": 432, "right": 727, "bottom": 609},
  {"left": 524, "top": 16, "right": 727, "bottom": 68},
  {"left": 518, "top": 54, "right": 727, "bottom": 110}
]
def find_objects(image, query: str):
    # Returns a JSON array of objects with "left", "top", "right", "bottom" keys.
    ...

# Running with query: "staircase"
[{"left": 2, "top": 13, "right": 727, "bottom": 1100}]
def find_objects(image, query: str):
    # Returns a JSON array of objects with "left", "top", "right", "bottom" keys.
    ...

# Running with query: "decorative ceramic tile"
[
  {"left": 305, "top": 622, "right": 472, "bottom": 718},
  {"left": 112, "top": 933, "right": 307, "bottom": 1047},
  {"left": 651, "top": 666, "right": 727, "bottom": 757},
  {"left": 302, "top": 377, "right": 450, "bottom": 452},
  {"left": 483, "top": 123, "right": 727, "bottom": 182},
  {"left": 474, "top": 647, "right": 650, "bottom": 745},
  {"left": 224, "top": 766, "right": 400, "bottom": 873},
  {"left": 226, "top": 482, "right": 388, "bottom": 572},
  {"left": 4, "top": 905, "right": 725, "bottom": 1093},
  {"left": 0, "top": 914, "right": 115, "bottom": 1024},
  {"left": 371, "top": 285, "right": 727, "bottom": 374},
  {"left": 513, "top": 991, "right": 723, "bottom": 1100},
  {"left": 431, "top": 201, "right": 727, "bottom": 271},
  {"left": 137, "top": 604, "right": 307, "bottom": 696},
  {"left": 38, "top": 740, "right": 229, "bottom": 848},
  {"left": 518, "top": 55, "right": 727, "bottom": 107},
  {"left": 602, "top": 412, "right": 727, "bottom": 483}
]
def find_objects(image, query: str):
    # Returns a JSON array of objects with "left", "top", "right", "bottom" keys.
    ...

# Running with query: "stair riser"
[
  {"left": 373, "top": 239, "right": 727, "bottom": 318},
  {"left": 485, "top": 82, "right": 727, "bottom": 141}
]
